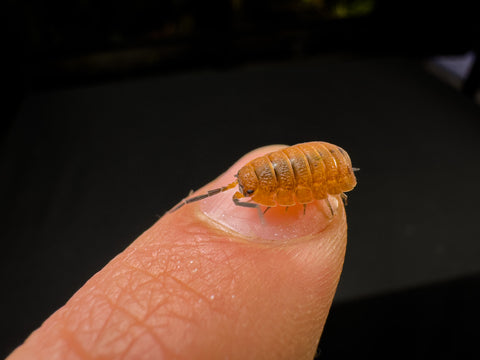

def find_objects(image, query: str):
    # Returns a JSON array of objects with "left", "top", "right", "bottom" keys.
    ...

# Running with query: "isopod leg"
[
  {"left": 325, "top": 198, "right": 334, "bottom": 218},
  {"left": 233, "top": 198, "right": 264, "bottom": 223},
  {"left": 341, "top": 192, "right": 348, "bottom": 206}
]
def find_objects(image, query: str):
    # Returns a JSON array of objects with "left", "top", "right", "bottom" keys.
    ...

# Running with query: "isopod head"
[{"left": 236, "top": 165, "right": 258, "bottom": 198}]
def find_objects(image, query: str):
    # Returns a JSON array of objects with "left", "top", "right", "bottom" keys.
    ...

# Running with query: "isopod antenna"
[{"left": 167, "top": 180, "right": 238, "bottom": 213}]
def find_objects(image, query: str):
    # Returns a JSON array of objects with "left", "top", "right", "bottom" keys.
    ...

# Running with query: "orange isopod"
[{"left": 169, "top": 141, "right": 357, "bottom": 214}]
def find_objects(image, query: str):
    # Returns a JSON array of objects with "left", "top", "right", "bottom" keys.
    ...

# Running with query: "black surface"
[
  {"left": 2, "top": 55, "right": 480, "bottom": 357},
  {"left": 5, "top": 0, "right": 478, "bottom": 93},
  {"left": 319, "top": 274, "right": 480, "bottom": 359}
]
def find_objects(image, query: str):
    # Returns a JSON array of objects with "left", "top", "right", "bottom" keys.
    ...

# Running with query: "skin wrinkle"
[
  {"left": 88, "top": 301, "right": 115, "bottom": 349},
  {"left": 93, "top": 292, "right": 170, "bottom": 358},
  {"left": 138, "top": 281, "right": 200, "bottom": 327},
  {"left": 102, "top": 264, "right": 136, "bottom": 298},
  {"left": 93, "top": 294, "right": 144, "bottom": 349},
  {"left": 217, "top": 249, "right": 241, "bottom": 297},
  {"left": 116, "top": 326, "right": 181, "bottom": 360},
  {"left": 162, "top": 272, "right": 211, "bottom": 304},
  {"left": 102, "top": 324, "right": 149, "bottom": 355},
  {"left": 60, "top": 328, "right": 93, "bottom": 360},
  {"left": 118, "top": 331, "right": 170, "bottom": 360},
  {"left": 118, "top": 329, "right": 150, "bottom": 360},
  {"left": 89, "top": 304, "right": 123, "bottom": 351},
  {"left": 119, "top": 280, "right": 153, "bottom": 318},
  {"left": 143, "top": 281, "right": 170, "bottom": 324},
  {"left": 124, "top": 255, "right": 163, "bottom": 280}
]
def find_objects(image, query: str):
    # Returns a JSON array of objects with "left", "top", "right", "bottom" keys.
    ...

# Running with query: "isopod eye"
[{"left": 246, "top": 189, "right": 254, "bottom": 195}]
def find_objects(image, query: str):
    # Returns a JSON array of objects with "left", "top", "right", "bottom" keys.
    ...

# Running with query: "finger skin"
[{"left": 8, "top": 145, "right": 348, "bottom": 360}]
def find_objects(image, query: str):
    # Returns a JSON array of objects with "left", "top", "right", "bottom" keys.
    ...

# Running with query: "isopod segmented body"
[{"left": 169, "top": 141, "right": 357, "bottom": 213}]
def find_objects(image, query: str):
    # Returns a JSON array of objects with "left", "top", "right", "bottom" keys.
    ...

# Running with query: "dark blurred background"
[{"left": 2, "top": 0, "right": 480, "bottom": 358}]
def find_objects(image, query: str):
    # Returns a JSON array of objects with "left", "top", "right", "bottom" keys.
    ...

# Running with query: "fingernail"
[{"left": 200, "top": 183, "right": 339, "bottom": 242}]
